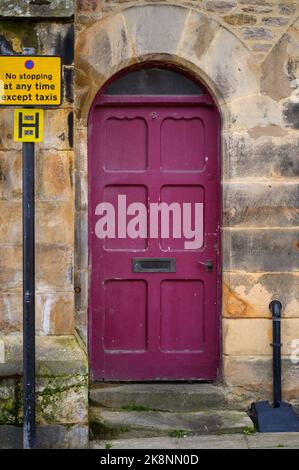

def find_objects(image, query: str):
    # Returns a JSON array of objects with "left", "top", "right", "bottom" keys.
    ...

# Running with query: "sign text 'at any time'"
[{"left": 0, "top": 56, "right": 61, "bottom": 106}]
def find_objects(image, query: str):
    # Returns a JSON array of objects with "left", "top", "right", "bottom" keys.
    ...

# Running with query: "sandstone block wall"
[
  {"left": 0, "top": 1, "right": 88, "bottom": 443},
  {"left": 0, "top": 0, "right": 298, "bottom": 418},
  {"left": 0, "top": 4, "right": 75, "bottom": 336},
  {"left": 75, "top": 0, "right": 299, "bottom": 402}
]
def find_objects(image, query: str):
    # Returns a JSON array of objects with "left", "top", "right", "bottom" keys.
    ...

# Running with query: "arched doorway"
[{"left": 88, "top": 65, "right": 221, "bottom": 381}]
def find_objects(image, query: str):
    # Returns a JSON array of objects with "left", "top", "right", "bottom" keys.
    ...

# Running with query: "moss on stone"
[{"left": 0, "top": 374, "right": 88, "bottom": 426}]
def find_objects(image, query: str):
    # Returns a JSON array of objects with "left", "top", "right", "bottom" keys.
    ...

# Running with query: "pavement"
[{"left": 91, "top": 432, "right": 299, "bottom": 449}]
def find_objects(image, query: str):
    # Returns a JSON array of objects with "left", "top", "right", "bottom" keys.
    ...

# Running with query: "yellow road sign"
[
  {"left": 0, "top": 56, "right": 61, "bottom": 106},
  {"left": 14, "top": 109, "right": 44, "bottom": 142}
]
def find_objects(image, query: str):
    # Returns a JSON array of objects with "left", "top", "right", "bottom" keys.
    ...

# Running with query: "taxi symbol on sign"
[{"left": 14, "top": 109, "right": 44, "bottom": 142}]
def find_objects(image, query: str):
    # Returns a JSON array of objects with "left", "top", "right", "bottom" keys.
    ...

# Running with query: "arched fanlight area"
[{"left": 104, "top": 66, "right": 204, "bottom": 95}]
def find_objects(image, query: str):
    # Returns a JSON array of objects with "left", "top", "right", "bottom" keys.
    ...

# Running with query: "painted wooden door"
[{"left": 89, "top": 78, "right": 220, "bottom": 381}]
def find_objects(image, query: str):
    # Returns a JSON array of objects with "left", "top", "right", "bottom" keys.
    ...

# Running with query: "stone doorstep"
[
  {"left": 0, "top": 425, "right": 89, "bottom": 449},
  {"left": 89, "top": 383, "right": 249, "bottom": 412},
  {"left": 0, "top": 333, "right": 88, "bottom": 376},
  {"left": 89, "top": 407, "right": 254, "bottom": 440}
]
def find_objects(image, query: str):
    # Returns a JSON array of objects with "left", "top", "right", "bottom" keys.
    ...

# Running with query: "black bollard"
[
  {"left": 249, "top": 300, "right": 299, "bottom": 432},
  {"left": 269, "top": 300, "right": 282, "bottom": 408}
]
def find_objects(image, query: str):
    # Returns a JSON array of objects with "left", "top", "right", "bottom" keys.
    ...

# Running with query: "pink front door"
[{"left": 89, "top": 80, "right": 221, "bottom": 381}]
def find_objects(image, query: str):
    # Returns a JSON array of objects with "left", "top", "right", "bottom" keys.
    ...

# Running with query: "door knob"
[{"left": 197, "top": 259, "right": 213, "bottom": 272}]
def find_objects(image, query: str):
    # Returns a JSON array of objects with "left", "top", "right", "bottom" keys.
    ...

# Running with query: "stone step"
[
  {"left": 89, "top": 407, "right": 253, "bottom": 440},
  {"left": 89, "top": 383, "right": 245, "bottom": 412}
]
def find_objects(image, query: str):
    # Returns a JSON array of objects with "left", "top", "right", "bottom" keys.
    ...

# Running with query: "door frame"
[{"left": 87, "top": 62, "right": 222, "bottom": 383}]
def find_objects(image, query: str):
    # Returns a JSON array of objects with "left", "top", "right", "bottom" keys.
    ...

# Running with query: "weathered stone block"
[
  {"left": 205, "top": 1, "right": 237, "bottom": 12},
  {"left": 223, "top": 229, "right": 299, "bottom": 272},
  {"left": 0, "top": 378, "right": 17, "bottom": 425},
  {"left": 251, "top": 43, "right": 272, "bottom": 52},
  {"left": 200, "top": 26, "right": 260, "bottom": 101},
  {"left": 0, "top": 19, "right": 38, "bottom": 54},
  {"left": 0, "top": 424, "right": 89, "bottom": 449},
  {"left": 223, "top": 318, "right": 299, "bottom": 356},
  {"left": 240, "top": 0, "right": 273, "bottom": 5},
  {"left": 75, "top": 170, "right": 87, "bottom": 212},
  {"left": 0, "top": 0, "right": 74, "bottom": 18},
  {"left": 7, "top": 152, "right": 22, "bottom": 199},
  {"left": 261, "top": 17, "right": 290, "bottom": 27},
  {"left": 224, "top": 356, "right": 299, "bottom": 400},
  {"left": 279, "top": 3, "right": 296, "bottom": 15},
  {"left": 283, "top": 101, "right": 299, "bottom": 129},
  {"left": 36, "top": 201, "right": 74, "bottom": 245},
  {"left": 0, "top": 200, "right": 21, "bottom": 244},
  {"left": 36, "top": 292, "right": 74, "bottom": 335},
  {"left": 74, "top": 127, "right": 87, "bottom": 173},
  {"left": 0, "top": 246, "right": 22, "bottom": 290},
  {"left": 0, "top": 291, "right": 74, "bottom": 335},
  {"left": 125, "top": 5, "right": 188, "bottom": 57},
  {"left": 223, "top": 272, "right": 299, "bottom": 319},
  {"left": 0, "top": 334, "right": 88, "bottom": 377},
  {"left": 223, "top": 182, "right": 299, "bottom": 227},
  {"left": 77, "top": 0, "right": 102, "bottom": 12},
  {"left": 223, "top": 132, "right": 299, "bottom": 179},
  {"left": 0, "top": 152, "right": 9, "bottom": 199},
  {"left": 242, "top": 27, "right": 273, "bottom": 40},
  {"left": 36, "top": 150, "right": 73, "bottom": 201},
  {"left": 0, "top": 291, "right": 22, "bottom": 333},
  {"left": 75, "top": 11, "right": 133, "bottom": 122},
  {"left": 230, "top": 95, "right": 283, "bottom": 131},
  {"left": 261, "top": 35, "right": 293, "bottom": 101},
  {"left": 0, "top": 109, "right": 21, "bottom": 151},
  {"left": 223, "top": 14, "right": 257, "bottom": 26},
  {"left": 0, "top": 375, "right": 88, "bottom": 439},
  {"left": 35, "top": 375, "right": 88, "bottom": 425},
  {"left": 176, "top": 10, "right": 220, "bottom": 64},
  {"left": 36, "top": 245, "right": 73, "bottom": 291},
  {"left": 42, "top": 110, "right": 74, "bottom": 151},
  {"left": 36, "top": 22, "right": 74, "bottom": 65},
  {"left": 241, "top": 5, "right": 274, "bottom": 14}
]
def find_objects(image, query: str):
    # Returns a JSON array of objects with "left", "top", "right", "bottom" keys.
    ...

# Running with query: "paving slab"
[
  {"left": 246, "top": 432, "right": 299, "bottom": 449},
  {"left": 91, "top": 434, "right": 249, "bottom": 449},
  {"left": 91, "top": 432, "right": 299, "bottom": 449}
]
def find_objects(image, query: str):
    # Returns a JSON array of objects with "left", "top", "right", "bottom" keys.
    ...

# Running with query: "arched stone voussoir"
[
  {"left": 75, "top": 11, "right": 135, "bottom": 123},
  {"left": 123, "top": 4, "right": 189, "bottom": 57},
  {"left": 76, "top": 11, "right": 134, "bottom": 78},
  {"left": 176, "top": 9, "right": 259, "bottom": 102},
  {"left": 229, "top": 94, "right": 284, "bottom": 133},
  {"left": 261, "top": 16, "right": 299, "bottom": 103},
  {"left": 199, "top": 26, "right": 260, "bottom": 103},
  {"left": 75, "top": 3, "right": 261, "bottom": 125}
]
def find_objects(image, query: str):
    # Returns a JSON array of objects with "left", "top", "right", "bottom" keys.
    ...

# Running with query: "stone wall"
[
  {"left": 75, "top": 0, "right": 299, "bottom": 403},
  {"left": 77, "top": 1, "right": 299, "bottom": 59},
  {"left": 0, "top": 0, "right": 299, "bottom": 440},
  {"left": 0, "top": 0, "right": 89, "bottom": 447}
]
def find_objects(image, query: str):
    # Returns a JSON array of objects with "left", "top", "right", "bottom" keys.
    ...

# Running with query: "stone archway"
[
  {"left": 75, "top": 4, "right": 260, "bottom": 125},
  {"left": 74, "top": 2, "right": 260, "bottom": 380},
  {"left": 75, "top": 3, "right": 298, "bottom": 397}
]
